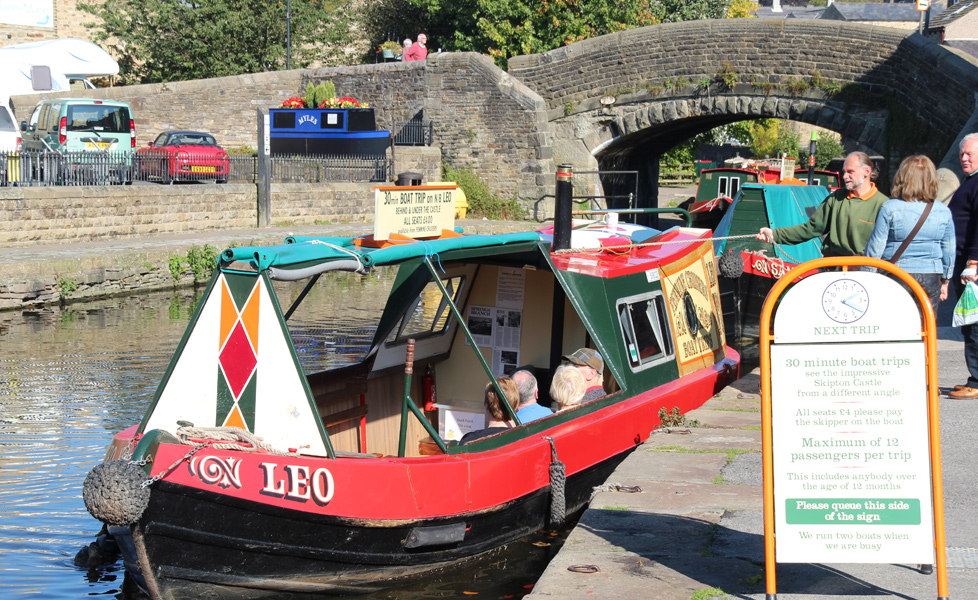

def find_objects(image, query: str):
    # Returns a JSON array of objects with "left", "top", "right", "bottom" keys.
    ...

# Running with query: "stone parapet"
[{"left": 424, "top": 52, "right": 555, "bottom": 218}]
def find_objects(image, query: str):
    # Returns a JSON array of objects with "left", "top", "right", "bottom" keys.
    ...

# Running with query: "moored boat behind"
[
  {"left": 82, "top": 171, "right": 739, "bottom": 598},
  {"left": 713, "top": 182, "right": 829, "bottom": 349}
]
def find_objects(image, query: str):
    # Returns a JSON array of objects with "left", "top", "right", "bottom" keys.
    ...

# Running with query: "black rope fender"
[
  {"left": 82, "top": 459, "right": 152, "bottom": 527},
  {"left": 545, "top": 436, "right": 566, "bottom": 527}
]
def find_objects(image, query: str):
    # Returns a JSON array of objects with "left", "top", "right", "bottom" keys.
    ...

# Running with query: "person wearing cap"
[{"left": 562, "top": 348, "right": 605, "bottom": 402}]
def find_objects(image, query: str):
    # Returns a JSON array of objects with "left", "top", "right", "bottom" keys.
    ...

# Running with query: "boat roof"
[
  {"left": 714, "top": 183, "right": 829, "bottom": 262},
  {"left": 219, "top": 224, "right": 703, "bottom": 281},
  {"left": 220, "top": 231, "right": 544, "bottom": 278}
]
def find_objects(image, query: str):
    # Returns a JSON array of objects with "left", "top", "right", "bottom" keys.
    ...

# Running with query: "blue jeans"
[{"left": 954, "top": 258, "right": 978, "bottom": 388}]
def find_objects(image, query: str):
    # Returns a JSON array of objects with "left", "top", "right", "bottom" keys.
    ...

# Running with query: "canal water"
[{"left": 0, "top": 274, "right": 569, "bottom": 599}]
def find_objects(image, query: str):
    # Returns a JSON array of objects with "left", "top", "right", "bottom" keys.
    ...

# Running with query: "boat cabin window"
[
  {"left": 718, "top": 176, "right": 729, "bottom": 198},
  {"left": 617, "top": 292, "right": 674, "bottom": 371},
  {"left": 729, "top": 177, "right": 740, "bottom": 198},
  {"left": 386, "top": 275, "right": 465, "bottom": 345}
]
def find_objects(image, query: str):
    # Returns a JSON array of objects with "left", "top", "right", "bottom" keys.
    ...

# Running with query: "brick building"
[{"left": 0, "top": 1, "right": 103, "bottom": 45}]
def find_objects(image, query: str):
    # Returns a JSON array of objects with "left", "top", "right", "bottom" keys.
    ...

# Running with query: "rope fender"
[
  {"left": 82, "top": 459, "right": 151, "bottom": 527},
  {"left": 545, "top": 436, "right": 566, "bottom": 527}
]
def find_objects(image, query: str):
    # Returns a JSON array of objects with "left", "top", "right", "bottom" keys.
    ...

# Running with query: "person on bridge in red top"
[
  {"left": 403, "top": 33, "right": 428, "bottom": 62},
  {"left": 755, "top": 152, "right": 889, "bottom": 258}
]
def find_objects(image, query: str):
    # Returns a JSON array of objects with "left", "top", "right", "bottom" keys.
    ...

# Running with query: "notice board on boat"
[
  {"left": 759, "top": 257, "right": 949, "bottom": 598},
  {"left": 374, "top": 185, "right": 458, "bottom": 240}
]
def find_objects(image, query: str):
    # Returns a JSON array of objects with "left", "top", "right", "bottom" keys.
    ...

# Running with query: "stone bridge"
[{"left": 12, "top": 19, "right": 978, "bottom": 218}]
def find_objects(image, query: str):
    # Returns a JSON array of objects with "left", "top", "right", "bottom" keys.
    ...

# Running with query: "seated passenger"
[
  {"left": 513, "top": 370, "right": 553, "bottom": 423},
  {"left": 459, "top": 377, "right": 519, "bottom": 445},
  {"left": 562, "top": 348, "right": 605, "bottom": 402},
  {"left": 550, "top": 364, "right": 586, "bottom": 412}
]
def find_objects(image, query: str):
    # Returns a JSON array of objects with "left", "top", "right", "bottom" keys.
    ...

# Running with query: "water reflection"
[{"left": 0, "top": 274, "right": 564, "bottom": 599}]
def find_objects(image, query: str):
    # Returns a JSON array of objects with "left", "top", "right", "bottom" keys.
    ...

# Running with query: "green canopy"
[{"left": 220, "top": 232, "right": 544, "bottom": 276}]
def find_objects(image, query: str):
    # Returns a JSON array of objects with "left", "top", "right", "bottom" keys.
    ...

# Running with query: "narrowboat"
[
  {"left": 82, "top": 193, "right": 739, "bottom": 598},
  {"left": 712, "top": 182, "right": 829, "bottom": 348},
  {"left": 685, "top": 162, "right": 839, "bottom": 231}
]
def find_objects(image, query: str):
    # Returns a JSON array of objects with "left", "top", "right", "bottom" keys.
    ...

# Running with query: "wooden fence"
[{"left": 658, "top": 162, "right": 697, "bottom": 186}]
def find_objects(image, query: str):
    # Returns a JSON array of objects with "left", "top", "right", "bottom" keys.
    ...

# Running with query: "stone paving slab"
[
  {"left": 644, "top": 428, "right": 762, "bottom": 452},
  {"left": 687, "top": 407, "right": 762, "bottom": 429},
  {"left": 593, "top": 480, "right": 762, "bottom": 513},
  {"left": 605, "top": 448, "right": 729, "bottom": 484}
]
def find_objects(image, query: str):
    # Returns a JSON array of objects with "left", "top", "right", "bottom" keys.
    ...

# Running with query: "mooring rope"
[
  {"left": 552, "top": 232, "right": 803, "bottom": 269},
  {"left": 306, "top": 239, "right": 367, "bottom": 269},
  {"left": 175, "top": 425, "right": 298, "bottom": 456}
]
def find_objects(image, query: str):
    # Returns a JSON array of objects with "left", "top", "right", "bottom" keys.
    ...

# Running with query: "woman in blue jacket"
[{"left": 866, "top": 155, "right": 955, "bottom": 307}]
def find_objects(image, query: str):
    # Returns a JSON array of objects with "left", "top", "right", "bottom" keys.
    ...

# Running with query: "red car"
[{"left": 136, "top": 131, "right": 230, "bottom": 183}]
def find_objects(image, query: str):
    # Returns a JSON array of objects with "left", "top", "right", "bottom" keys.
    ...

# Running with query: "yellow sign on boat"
[
  {"left": 373, "top": 184, "right": 458, "bottom": 240},
  {"left": 660, "top": 241, "right": 725, "bottom": 377}
]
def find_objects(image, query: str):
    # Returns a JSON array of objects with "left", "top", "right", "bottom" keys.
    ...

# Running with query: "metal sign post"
[{"left": 759, "top": 256, "right": 949, "bottom": 600}]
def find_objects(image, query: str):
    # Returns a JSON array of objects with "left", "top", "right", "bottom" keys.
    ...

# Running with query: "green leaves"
[{"left": 81, "top": 0, "right": 355, "bottom": 83}]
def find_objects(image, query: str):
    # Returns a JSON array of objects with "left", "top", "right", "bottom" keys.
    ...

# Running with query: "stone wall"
[
  {"left": 0, "top": 180, "right": 390, "bottom": 246},
  {"left": 10, "top": 62, "right": 427, "bottom": 150},
  {"left": 423, "top": 53, "right": 555, "bottom": 218},
  {"left": 0, "top": 0, "right": 103, "bottom": 44},
  {"left": 507, "top": 20, "right": 976, "bottom": 142},
  {"left": 302, "top": 62, "right": 427, "bottom": 129}
]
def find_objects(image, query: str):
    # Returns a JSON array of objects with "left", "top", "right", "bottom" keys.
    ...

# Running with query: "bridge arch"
[{"left": 507, "top": 18, "right": 978, "bottom": 212}]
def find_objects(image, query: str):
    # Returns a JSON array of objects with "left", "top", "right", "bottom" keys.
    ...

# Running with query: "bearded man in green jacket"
[{"left": 756, "top": 152, "right": 888, "bottom": 256}]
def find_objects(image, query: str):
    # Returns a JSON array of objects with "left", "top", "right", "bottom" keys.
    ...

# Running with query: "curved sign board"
[
  {"left": 769, "top": 270, "right": 933, "bottom": 564},
  {"left": 772, "top": 271, "right": 921, "bottom": 343}
]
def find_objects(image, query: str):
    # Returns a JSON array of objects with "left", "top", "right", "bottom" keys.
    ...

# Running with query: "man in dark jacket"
[{"left": 948, "top": 133, "right": 978, "bottom": 399}]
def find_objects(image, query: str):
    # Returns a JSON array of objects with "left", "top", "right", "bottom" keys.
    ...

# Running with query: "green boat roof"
[{"left": 220, "top": 232, "right": 545, "bottom": 277}]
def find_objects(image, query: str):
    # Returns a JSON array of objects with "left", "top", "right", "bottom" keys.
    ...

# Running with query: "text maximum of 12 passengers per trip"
[{"left": 784, "top": 352, "right": 916, "bottom": 488}]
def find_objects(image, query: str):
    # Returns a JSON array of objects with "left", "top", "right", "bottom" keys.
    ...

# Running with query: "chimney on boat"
[{"left": 553, "top": 164, "right": 573, "bottom": 252}]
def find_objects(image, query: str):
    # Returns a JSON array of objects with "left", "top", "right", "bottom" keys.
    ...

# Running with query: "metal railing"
[
  {"left": 392, "top": 119, "right": 433, "bottom": 146},
  {"left": 271, "top": 154, "right": 391, "bottom": 183},
  {"left": 0, "top": 151, "right": 391, "bottom": 186}
]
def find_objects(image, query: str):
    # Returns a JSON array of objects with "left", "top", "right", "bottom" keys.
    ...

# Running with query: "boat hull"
[
  {"left": 113, "top": 352, "right": 738, "bottom": 598},
  {"left": 116, "top": 450, "right": 631, "bottom": 597}
]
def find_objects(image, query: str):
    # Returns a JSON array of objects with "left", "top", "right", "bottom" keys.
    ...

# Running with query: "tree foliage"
[
  {"left": 726, "top": 0, "right": 758, "bottom": 18},
  {"left": 81, "top": 0, "right": 355, "bottom": 84},
  {"left": 363, "top": 0, "right": 731, "bottom": 68}
]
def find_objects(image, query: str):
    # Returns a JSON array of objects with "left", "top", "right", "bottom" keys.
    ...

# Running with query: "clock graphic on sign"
[{"left": 821, "top": 278, "right": 869, "bottom": 323}]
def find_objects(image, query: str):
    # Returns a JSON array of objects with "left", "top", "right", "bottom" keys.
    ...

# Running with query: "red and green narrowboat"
[
  {"left": 82, "top": 209, "right": 739, "bottom": 598},
  {"left": 713, "top": 182, "right": 829, "bottom": 348},
  {"left": 686, "top": 164, "right": 840, "bottom": 231}
]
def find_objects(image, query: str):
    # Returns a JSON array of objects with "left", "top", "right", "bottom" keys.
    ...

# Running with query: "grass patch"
[
  {"left": 741, "top": 425, "right": 761, "bottom": 430},
  {"left": 169, "top": 244, "right": 220, "bottom": 283},
  {"left": 712, "top": 407, "right": 761, "bottom": 413},
  {"left": 691, "top": 587, "right": 729, "bottom": 600},
  {"left": 601, "top": 506, "right": 630, "bottom": 511},
  {"left": 712, "top": 473, "right": 725, "bottom": 485},
  {"left": 443, "top": 163, "right": 525, "bottom": 220}
]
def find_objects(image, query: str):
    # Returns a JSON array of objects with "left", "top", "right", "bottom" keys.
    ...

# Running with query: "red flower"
[{"left": 280, "top": 96, "right": 306, "bottom": 108}]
